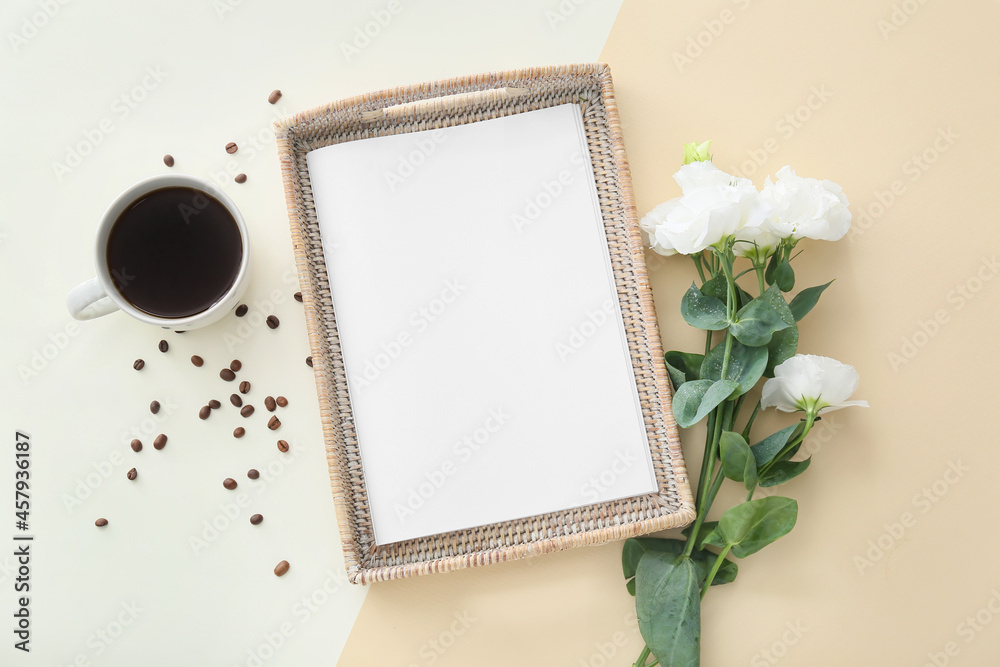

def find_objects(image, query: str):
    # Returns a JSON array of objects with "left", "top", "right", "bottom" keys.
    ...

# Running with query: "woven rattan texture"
[{"left": 276, "top": 64, "right": 695, "bottom": 584}]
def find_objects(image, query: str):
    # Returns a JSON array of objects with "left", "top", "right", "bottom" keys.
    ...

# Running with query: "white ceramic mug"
[{"left": 66, "top": 174, "right": 250, "bottom": 330}]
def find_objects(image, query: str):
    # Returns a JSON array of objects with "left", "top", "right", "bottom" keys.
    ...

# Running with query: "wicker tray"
[{"left": 275, "top": 63, "right": 694, "bottom": 584}]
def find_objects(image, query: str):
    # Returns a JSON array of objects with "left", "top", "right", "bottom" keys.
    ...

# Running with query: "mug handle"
[{"left": 67, "top": 277, "right": 119, "bottom": 320}]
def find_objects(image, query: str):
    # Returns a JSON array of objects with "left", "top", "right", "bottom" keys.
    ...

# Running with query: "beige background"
[{"left": 339, "top": 1, "right": 1000, "bottom": 665}]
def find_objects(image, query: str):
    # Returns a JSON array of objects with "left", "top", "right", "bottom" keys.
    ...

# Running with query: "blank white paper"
[{"left": 306, "top": 103, "right": 657, "bottom": 545}]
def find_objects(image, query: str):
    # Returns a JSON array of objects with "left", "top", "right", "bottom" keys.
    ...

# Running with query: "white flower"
[
  {"left": 733, "top": 224, "right": 781, "bottom": 262},
  {"left": 761, "top": 354, "right": 869, "bottom": 416},
  {"left": 760, "top": 166, "right": 851, "bottom": 241},
  {"left": 639, "top": 162, "right": 769, "bottom": 256}
]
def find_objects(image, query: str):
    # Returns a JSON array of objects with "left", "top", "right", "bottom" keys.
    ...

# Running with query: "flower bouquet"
[{"left": 624, "top": 141, "right": 868, "bottom": 666}]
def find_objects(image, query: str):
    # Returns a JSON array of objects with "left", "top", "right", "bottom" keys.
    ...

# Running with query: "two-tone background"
[{"left": 2, "top": 1, "right": 996, "bottom": 665}]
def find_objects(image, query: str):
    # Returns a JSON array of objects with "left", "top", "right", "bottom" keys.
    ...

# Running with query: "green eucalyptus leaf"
[
  {"left": 789, "top": 280, "right": 834, "bottom": 321},
  {"left": 665, "top": 351, "right": 706, "bottom": 388},
  {"left": 700, "top": 526, "right": 725, "bottom": 550},
  {"left": 635, "top": 553, "right": 701, "bottom": 667},
  {"left": 673, "top": 379, "right": 739, "bottom": 428},
  {"left": 700, "top": 273, "right": 728, "bottom": 301},
  {"left": 765, "top": 321, "right": 799, "bottom": 377},
  {"left": 716, "top": 497, "right": 798, "bottom": 558},
  {"left": 681, "top": 283, "right": 729, "bottom": 331},
  {"left": 623, "top": 537, "right": 736, "bottom": 592},
  {"left": 730, "top": 286, "right": 794, "bottom": 347},
  {"left": 774, "top": 260, "right": 795, "bottom": 292},
  {"left": 700, "top": 339, "right": 768, "bottom": 395},
  {"left": 750, "top": 424, "right": 802, "bottom": 468},
  {"left": 759, "top": 458, "right": 812, "bottom": 487},
  {"left": 672, "top": 380, "right": 712, "bottom": 428},
  {"left": 685, "top": 521, "right": 719, "bottom": 551},
  {"left": 719, "top": 431, "right": 758, "bottom": 492},
  {"left": 764, "top": 252, "right": 779, "bottom": 285}
]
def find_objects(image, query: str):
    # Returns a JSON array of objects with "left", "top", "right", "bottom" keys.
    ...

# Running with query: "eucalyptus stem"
[
  {"left": 758, "top": 413, "right": 817, "bottom": 479},
  {"left": 634, "top": 645, "right": 651, "bottom": 667},
  {"left": 701, "top": 544, "right": 733, "bottom": 599},
  {"left": 741, "top": 402, "right": 762, "bottom": 441},
  {"left": 754, "top": 262, "right": 767, "bottom": 293}
]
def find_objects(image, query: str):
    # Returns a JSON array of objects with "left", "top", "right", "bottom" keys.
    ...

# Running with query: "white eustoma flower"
[
  {"left": 733, "top": 223, "right": 781, "bottom": 262},
  {"left": 760, "top": 166, "right": 851, "bottom": 241},
  {"left": 761, "top": 354, "right": 869, "bottom": 416},
  {"left": 639, "top": 162, "right": 769, "bottom": 256}
]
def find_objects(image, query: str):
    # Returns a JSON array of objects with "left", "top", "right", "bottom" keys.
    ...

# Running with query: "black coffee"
[{"left": 105, "top": 186, "right": 242, "bottom": 318}]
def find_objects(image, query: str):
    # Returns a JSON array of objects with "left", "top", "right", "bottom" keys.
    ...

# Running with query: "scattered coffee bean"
[
  {"left": 163, "top": 154, "right": 175, "bottom": 167},
  {"left": 230, "top": 359, "right": 242, "bottom": 372},
  {"left": 268, "top": 89, "right": 282, "bottom": 104},
  {"left": 133, "top": 359, "right": 145, "bottom": 371},
  {"left": 220, "top": 368, "right": 236, "bottom": 381},
  {"left": 305, "top": 356, "right": 313, "bottom": 367},
  {"left": 277, "top": 439, "right": 289, "bottom": 453},
  {"left": 264, "top": 396, "right": 276, "bottom": 412},
  {"left": 95, "top": 518, "right": 108, "bottom": 527},
  {"left": 266, "top": 315, "right": 280, "bottom": 329},
  {"left": 268, "top": 416, "right": 281, "bottom": 430},
  {"left": 240, "top": 405, "right": 255, "bottom": 418},
  {"left": 223, "top": 478, "right": 237, "bottom": 490},
  {"left": 153, "top": 434, "right": 167, "bottom": 450},
  {"left": 209, "top": 399, "right": 221, "bottom": 409},
  {"left": 239, "top": 381, "right": 251, "bottom": 394},
  {"left": 274, "top": 560, "right": 290, "bottom": 577},
  {"left": 276, "top": 396, "right": 288, "bottom": 408},
  {"left": 230, "top": 394, "right": 243, "bottom": 407},
  {"left": 158, "top": 339, "right": 169, "bottom": 353},
  {"left": 250, "top": 513, "right": 263, "bottom": 525},
  {"left": 233, "top": 427, "right": 246, "bottom": 438},
  {"left": 235, "top": 304, "right": 248, "bottom": 317},
  {"left": 247, "top": 469, "right": 260, "bottom": 480},
  {"left": 235, "top": 173, "right": 247, "bottom": 184},
  {"left": 199, "top": 405, "right": 211, "bottom": 420},
  {"left": 150, "top": 400, "right": 160, "bottom": 414},
  {"left": 191, "top": 355, "right": 204, "bottom": 367},
  {"left": 293, "top": 291, "right": 302, "bottom": 302},
  {"left": 130, "top": 439, "right": 142, "bottom": 452},
  {"left": 127, "top": 468, "right": 137, "bottom": 481},
  {"left": 176, "top": 330, "right": 186, "bottom": 334},
  {"left": 225, "top": 141, "right": 238, "bottom": 154}
]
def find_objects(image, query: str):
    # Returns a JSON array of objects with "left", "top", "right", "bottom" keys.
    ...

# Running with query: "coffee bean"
[
  {"left": 150, "top": 400, "right": 160, "bottom": 414},
  {"left": 247, "top": 469, "right": 259, "bottom": 480},
  {"left": 264, "top": 396, "right": 276, "bottom": 412},
  {"left": 163, "top": 154, "right": 175, "bottom": 167},
  {"left": 277, "top": 439, "right": 289, "bottom": 452},
  {"left": 220, "top": 368, "right": 236, "bottom": 381},
  {"left": 235, "top": 173, "right": 247, "bottom": 184},
  {"left": 95, "top": 518, "right": 108, "bottom": 527},
  {"left": 127, "top": 468, "right": 137, "bottom": 481},
  {"left": 130, "top": 439, "right": 142, "bottom": 452},
  {"left": 199, "top": 406, "right": 211, "bottom": 420},
  {"left": 235, "top": 304, "right": 248, "bottom": 317},
  {"left": 230, "top": 360, "right": 242, "bottom": 372},
  {"left": 266, "top": 315, "right": 279, "bottom": 329},
  {"left": 239, "top": 381, "right": 251, "bottom": 394},
  {"left": 268, "top": 89, "right": 282, "bottom": 104},
  {"left": 191, "top": 355, "right": 204, "bottom": 367},
  {"left": 158, "top": 339, "right": 169, "bottom": 353},
  {"left": 274, "top": 560, "right": 290, "bottom": 577},
  {"left": 230, "top": 394, "right": 243, "bottom": 407},
  {"left": 293, "top": 291, "right": 303, "bottom": 302},
  {"left": 305, "top": 356, "right": 313, "bottom": 367},
  {"left": 268, "top": 416, "right": 281, "bottom": 430},
  {"left": 241, "top": 405, "right": 255, "bottom": 418},
  {"left": 226, "top": 141, "right": 238, "bottom": 154},
  {"left": 276, "top": 396, "right": 288, "bottom": 408},
  {"left": 209, "top": 399, "right": 221, "bottom": 409},
  {"left": 250, "top": 513, "right": 263, "bottom": 525},
  {"left": 223, "top": 478, "right": 237, "bottom": 490},
  {"left": 153, "top": 434, "right": 167, "bottom": 450},
  {"left": 133, "top": 359, "right": 145, "bottom": 371},
  {"left": 233, "top": 427, "right": 246, "bottom": 438},
  {"left": 176, "top": 330, "right": 186, "bottom": 334}
]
